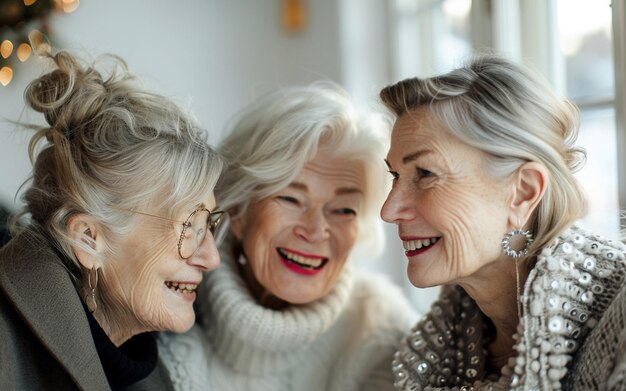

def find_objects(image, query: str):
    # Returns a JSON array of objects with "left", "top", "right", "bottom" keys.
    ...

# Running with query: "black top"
[{"left": 83, "top": 303, "right": 158, "bottom": 390}]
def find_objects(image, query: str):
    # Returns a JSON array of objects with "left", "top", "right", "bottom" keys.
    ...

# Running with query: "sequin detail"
[{"left": 393, "top": 225, "right": 626, "bottom": 390}]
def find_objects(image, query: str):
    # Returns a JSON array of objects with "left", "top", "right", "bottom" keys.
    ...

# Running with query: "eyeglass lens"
[
  {"left": 179, "top": 210, "right": 229, "bottom": 259},
  {"left": 210, "top": 212, "right": 230, "bottom": 247}
]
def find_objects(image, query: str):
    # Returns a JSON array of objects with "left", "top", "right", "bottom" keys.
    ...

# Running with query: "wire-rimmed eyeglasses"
[{"left": 116, "top": 207, "right": 230, "bottom": 259}]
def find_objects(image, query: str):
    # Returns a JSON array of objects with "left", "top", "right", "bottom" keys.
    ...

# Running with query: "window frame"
[
  {"left": 391, "top": 0, "right": 625, "bottom": 226},
  {"left": 613, "top": 0, "right": 626, "bottom": 224}
]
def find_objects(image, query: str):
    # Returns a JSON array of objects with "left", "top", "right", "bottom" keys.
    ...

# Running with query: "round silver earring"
[
  {"left": 502, "top": 229, "right": 534, "bottom": 259},
  {"left": 503, "top": 226, "right": 533, "bottom": 319},
  {"left": 86, "top": 266, "right": 99, "bottom": 314}
]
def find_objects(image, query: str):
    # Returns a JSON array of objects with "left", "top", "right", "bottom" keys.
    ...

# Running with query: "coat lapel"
[{"left": 0, "top": 230, "right": 110, "bottom": 390}]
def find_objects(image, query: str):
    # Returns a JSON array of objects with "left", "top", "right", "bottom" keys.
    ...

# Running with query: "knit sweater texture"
[
  {"left": 392, "top": 225, "right": 626, "bottom": 390},
  {"left": 159, "top": 246, "right": 419, "bottom": 391}
]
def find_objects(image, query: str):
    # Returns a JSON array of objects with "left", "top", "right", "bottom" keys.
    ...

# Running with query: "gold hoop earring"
[{"left": 86, "top": 266, "right": 99, "bottom": 314}]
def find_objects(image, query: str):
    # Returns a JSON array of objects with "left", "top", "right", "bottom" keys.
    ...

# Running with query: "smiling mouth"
[
  {"left": 402, "top": 237, "right": 440, "bottom": 253},
  {"left": 277, "top": 248, "right": 328, "bottom": 270},
  {"left": 165, "top": 281, "right": 198, "bottom": 294}
]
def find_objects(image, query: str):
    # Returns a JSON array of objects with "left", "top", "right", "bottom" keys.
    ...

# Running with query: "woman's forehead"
[{"left": 299, "top": 154, "right": 365, "bottom": 192}]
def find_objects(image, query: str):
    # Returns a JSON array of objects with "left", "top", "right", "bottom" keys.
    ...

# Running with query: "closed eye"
[
  {"left": 417, "top": 168, "right": 434, "bottom": 178},
  {"left": 334, "top": 208, "right": 356, "bottom": 216},
  {"left": 276, "top": 195, "right": 300, "bottom": 205}
]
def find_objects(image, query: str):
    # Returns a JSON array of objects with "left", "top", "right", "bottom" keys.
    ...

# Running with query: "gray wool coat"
[{"left": 0, "top": 229, "right": 174, "bottom": 391}]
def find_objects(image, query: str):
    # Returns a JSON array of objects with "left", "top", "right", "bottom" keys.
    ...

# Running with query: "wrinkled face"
[
  {"left": 381, "top": 109, "right": 512, "bottom": 288},
  {"left": 232, "top": 152, "right": 365, "bottom": 305},
  {"left": 102, "top": 193, "right": 220, "bottom": 333}
]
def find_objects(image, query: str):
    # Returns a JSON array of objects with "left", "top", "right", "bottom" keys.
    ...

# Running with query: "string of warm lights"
[{"left": 0, "top": 0, "right": 79, "bottom": 87}]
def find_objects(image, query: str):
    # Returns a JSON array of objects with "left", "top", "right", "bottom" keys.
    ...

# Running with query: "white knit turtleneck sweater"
[{"left": 159, "top": 246, "right": 419, "bottom": 391}]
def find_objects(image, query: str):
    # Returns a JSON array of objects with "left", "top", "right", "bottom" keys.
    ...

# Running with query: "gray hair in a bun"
[{"left": 12, "top": 51, "right": 222, "bottom": 273}]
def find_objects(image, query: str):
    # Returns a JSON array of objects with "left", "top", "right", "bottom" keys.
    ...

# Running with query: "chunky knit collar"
[
  {"left": 196, "top": 243, "right": 354, "bottom": 375},
  {"left": 392, "top": 225, "right": 626, "bottom": 390}
]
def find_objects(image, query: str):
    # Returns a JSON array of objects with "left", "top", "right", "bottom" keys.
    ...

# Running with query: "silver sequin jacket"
[{"left": 392, "top": 225, "right": 626, "bottom": 390}]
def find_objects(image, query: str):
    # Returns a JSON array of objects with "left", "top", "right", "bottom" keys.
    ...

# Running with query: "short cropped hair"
[
  {"left": 380, "top": 54, "right": 587, "bottom": 259},
  {"left": 217, "top": 82, "right": 390, "bottom": 256}
]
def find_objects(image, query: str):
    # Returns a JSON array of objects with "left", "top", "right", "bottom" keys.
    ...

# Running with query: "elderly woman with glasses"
[
  {"left": 0, "top": 51, "right": 226, "bottom": 390},
  {"left": 158, "top": 83, "right": 419, "bottom": 390}
]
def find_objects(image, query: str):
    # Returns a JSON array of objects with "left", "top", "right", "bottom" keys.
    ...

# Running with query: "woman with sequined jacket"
[{"left": 379, "top": 54, "right": 626, "bottom": 390}]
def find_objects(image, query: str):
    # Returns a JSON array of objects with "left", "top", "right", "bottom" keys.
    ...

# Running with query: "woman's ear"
[
  {"left": 67, "top": 214, "right": 103, "bottom": 270},
  {"left": 509, "top": 162, "right": 549, "bottom": 227}
]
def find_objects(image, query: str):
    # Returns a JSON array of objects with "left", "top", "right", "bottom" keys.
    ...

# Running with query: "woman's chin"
[
  {"left": 409, "top": 280, "right": 431, "bottom": 289},
  {"left": 162, "top": 310, "right": 196, "bottom": 334},
  {"left": 407, "top": 272, "right": 439, "bottom": 289}
]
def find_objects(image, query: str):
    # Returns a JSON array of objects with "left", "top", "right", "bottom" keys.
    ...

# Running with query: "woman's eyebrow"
[
  {"left": 289, "top": 182, "right": 361, "bottom": 196},
  {"left": 385, "top": 150, "right": 434, "bottom": 168},
  {"left": 402, "top": 149, "right": 433, "bottom": 164},
  {"left": 288, "top": 182, "right": 308, "bottom": 191},
  {"left": 336, "top": 187, "right": 363, "bottom": 196}
]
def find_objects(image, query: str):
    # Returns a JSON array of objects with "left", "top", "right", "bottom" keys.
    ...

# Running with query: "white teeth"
[
  {"left": 279, "top": 248, "right": 324, "bottom": 268},
  {"left": 402, "top": 237, "right": 439, "bottom": 251}
]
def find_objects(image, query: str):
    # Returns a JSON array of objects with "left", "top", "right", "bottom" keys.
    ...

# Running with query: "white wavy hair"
[{"left": 217, "top": 82, "right": 390, "bottom": 257}]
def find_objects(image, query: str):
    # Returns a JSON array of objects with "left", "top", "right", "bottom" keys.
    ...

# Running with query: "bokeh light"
[
  {"left": 17, "top": 43, "right": 31, "bottom": 62},
  {"left": 0, "top": 66, "right": 14, "bottom": 86},
  {"left": 0, "top": 40, "right": 14, "bottom": 59}
]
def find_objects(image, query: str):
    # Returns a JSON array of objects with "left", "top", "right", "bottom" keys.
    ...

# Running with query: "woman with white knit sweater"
[{"left": 158, "top": 83, "right": 419, "bottom": 390}]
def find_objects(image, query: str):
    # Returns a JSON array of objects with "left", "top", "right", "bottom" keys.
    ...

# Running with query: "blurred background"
[{"left": 0, "top": 0, "right": 624, "bottom": 313}]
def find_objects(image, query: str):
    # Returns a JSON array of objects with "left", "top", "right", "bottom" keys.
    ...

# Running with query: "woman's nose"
[
  {"left": 187, "top": 230, "right": 221, "bottom": 271},
  {"left": 294, "top": 208, "right": 331, "bottom": 243},
  {"left": 381, "top": 185, "right": 417, "bottom": 224}
]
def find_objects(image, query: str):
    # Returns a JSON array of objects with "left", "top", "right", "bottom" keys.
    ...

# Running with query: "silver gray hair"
[
  {"left": 217, "top": 82, "right": 390, "bottom": 256},
  {"left": 380, "top": 54, "right": 587, "bottom": 259}
]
